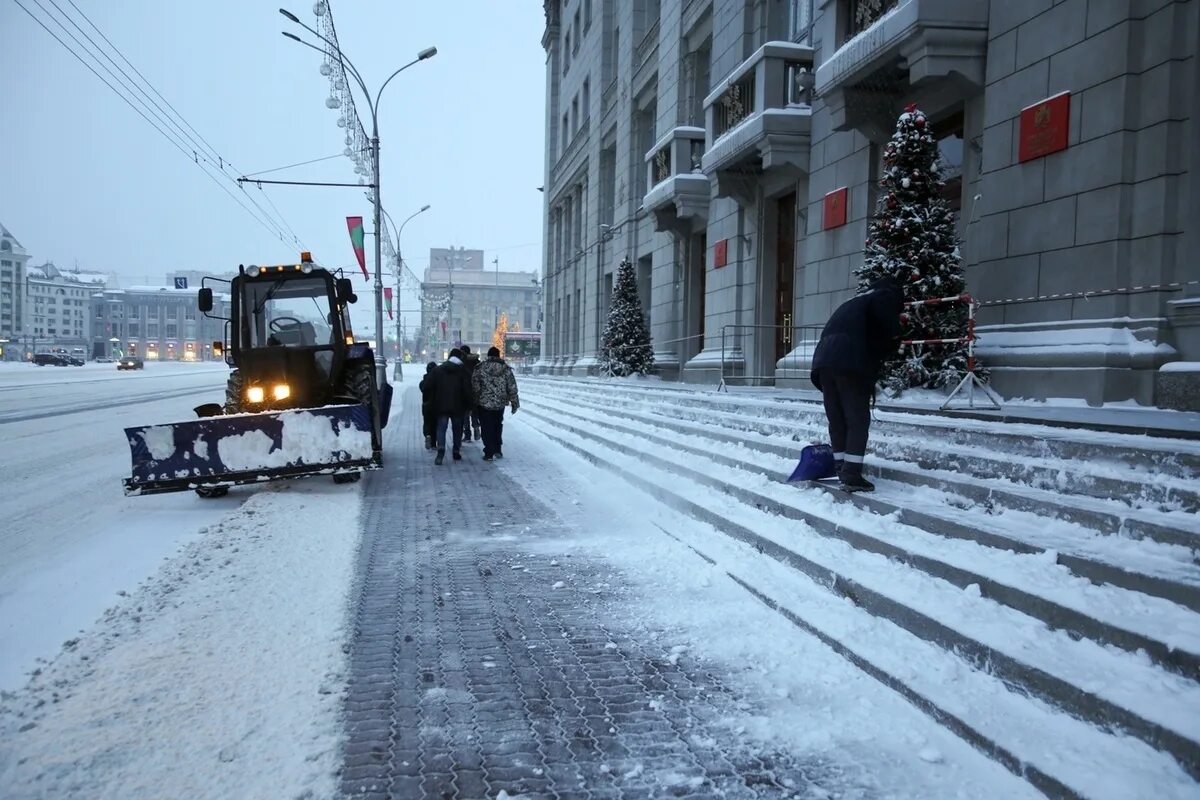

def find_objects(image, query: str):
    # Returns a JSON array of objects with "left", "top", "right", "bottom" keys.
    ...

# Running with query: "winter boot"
[
  {"left": 839, "top": 461, "right": 874, "bottom": 493},
  {"left": 452, "top": 450, "right": 462, "bottom": 461},
  {"left": 435, "top": 450, "right": 445, "bottom": 466},
  {"left": 424, "top": 435, "right": 434, "bottom": 450},
  {"left": 833, "top": 459, "right": 844, "bottom": 482}
]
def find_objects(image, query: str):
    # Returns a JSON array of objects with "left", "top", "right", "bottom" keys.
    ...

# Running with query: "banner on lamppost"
[
  {"left": 383, "top": 287, "right": 393, "bottom": 319},
  {"left": 345, "top": 216, "right": 367, "bottom": 280}
]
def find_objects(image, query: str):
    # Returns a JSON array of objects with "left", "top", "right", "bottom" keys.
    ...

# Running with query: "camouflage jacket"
[{"left": 471, "top": 357, "right": 519, "bottom": 411}]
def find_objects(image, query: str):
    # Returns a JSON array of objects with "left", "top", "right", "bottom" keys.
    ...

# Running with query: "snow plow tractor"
[{"left": 122, "top": 253, "right": 392, "bottom": 497}]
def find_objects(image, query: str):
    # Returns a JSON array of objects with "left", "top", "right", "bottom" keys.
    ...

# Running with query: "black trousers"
[
  {"left": 436, "top": 414, "right": 464, "bottom": 453},
  {"left": 478, "top": 408, "right": 505, "bottom": 457},
  {"left": 821, "top": 372, "right": 873, "bottom": 463},
  {"left": 422, "top": 409, "right": 437, "bottom": 441}
]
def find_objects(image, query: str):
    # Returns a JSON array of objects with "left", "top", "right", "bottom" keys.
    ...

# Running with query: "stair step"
[{"left": 530, "top": 382, "right": 1200, "bottom": 549}]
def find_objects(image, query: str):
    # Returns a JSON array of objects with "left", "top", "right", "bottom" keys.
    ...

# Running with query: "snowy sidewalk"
[
  {"left": 339, "top": 388, "right": 1036, "bottom": 799},
  {"left": 343, "top": 391, "right": 820, "bottom": 798}
]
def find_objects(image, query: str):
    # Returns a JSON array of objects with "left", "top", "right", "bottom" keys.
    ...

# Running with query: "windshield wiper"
[{"left": 252, "top": 279, "right": 287, "bottom": 316}]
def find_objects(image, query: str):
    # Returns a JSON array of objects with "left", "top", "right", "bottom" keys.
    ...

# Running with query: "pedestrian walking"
[
  {"left": 471, "top": 346, "right": 520, "bottom": 461},
  {"left": 809, "top": 276, "right": 905, "bottom": 492},
  {"left": 418, "top": 361, "right": 438, "bottom": 450},
  {"left": 430, "top": 348, "right": 474, "bottom": 465},
  {"left": 459, "top": 345, "right": 482, "bottom": 442}
]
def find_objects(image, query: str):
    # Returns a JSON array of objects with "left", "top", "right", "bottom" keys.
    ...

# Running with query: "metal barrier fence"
[
  {"left": 717, "top": 324, "right": 823, "bottom": 392},
  {"left": 901, "top": 293, "right": 1001, "bottom": 410}
]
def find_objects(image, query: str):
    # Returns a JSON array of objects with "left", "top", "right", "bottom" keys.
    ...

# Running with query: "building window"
[
  {"left": 585, "top": 0, "right": 592, "bottom": 29},
  {"left": 582, "top": 78, "right": 590, "bottom": 119},
  {"left": 934, "top": 111, "right": 965, "bottom": 216},
  {"left": 573, "top": 9, "right": 581, "bottom": 53},
  {"left": 562, "top": 112, "right": 570, "bottom": 151},
  {"left": 790, "top": 0, "right": 813, "bottom": 44},
  {"left": 564, "top": 31, "right": 571, "bottom": 73},
  {"left": 572, "top": 95, "right": 580, "bottom": 133}
]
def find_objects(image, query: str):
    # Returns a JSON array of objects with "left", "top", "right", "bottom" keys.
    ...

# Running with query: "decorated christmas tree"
[
  {"left": 599, "top": 257, "right": 654, "bottom": 377},
  {"left": 856, "top": 104, "right": 980, "bottom": 395}
]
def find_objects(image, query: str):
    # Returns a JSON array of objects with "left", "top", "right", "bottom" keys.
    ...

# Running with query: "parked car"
[
  {"left": 33, "top": 353, "right": 69, "bottom": 366},
  {"left": 66, "top": 356, "right": 85, "bottom": 366},
  {"left": 117, "top": 357, "right": 144, "bottom": 371},
  {"left": 95, "top": 357, "right": 113, "bottom": 363}
]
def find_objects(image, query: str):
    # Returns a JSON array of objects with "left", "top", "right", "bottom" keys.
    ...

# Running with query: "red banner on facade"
[
  {"left": 345, "top": 216, "right": 367, "bottom": 280},
  {"left": 383, "top": 287, "right": 393, "bottom": 319},
  {"left": 713, "top": 239, "right": 728, "bottom": 268},
  {"left": 1019, "top": 92, "right": 1070, "bottom": 163}
]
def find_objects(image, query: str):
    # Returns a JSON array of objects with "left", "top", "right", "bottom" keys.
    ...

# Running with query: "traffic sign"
[{"left": 174, "top": 277, "right": 188, "bottom": 289}]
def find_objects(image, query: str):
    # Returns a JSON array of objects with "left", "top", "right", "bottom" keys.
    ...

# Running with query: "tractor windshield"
[{"left": 242, "top": 276, "right": 336, "bottom": 348}]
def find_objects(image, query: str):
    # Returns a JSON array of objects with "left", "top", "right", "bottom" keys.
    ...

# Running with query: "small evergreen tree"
[
  {"left": 599, "top": 257, "right": 654, "bottom": 377},
  {"left": 856, "top": 103, "right": 981, "bottom": 394}
]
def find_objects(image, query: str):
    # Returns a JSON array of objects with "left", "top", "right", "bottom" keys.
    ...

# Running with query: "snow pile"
[
  {"left": 0, "top": 482, "right": 363, "bottom": 799},
  {"left": 216, "top": 409, "right": 373, "bottom": 470}
]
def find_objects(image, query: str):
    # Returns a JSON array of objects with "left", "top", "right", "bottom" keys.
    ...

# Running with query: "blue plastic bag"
[{"left": 787, "top": 443, "right": 837, "bottom": 483}]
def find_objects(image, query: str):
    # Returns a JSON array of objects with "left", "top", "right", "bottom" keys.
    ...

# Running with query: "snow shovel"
[
  {"left": 123, "top": 403, "right": 378, "bottom": 496},
  {"left": 787, "top": 443, "right": 838, "bottom": 483}
]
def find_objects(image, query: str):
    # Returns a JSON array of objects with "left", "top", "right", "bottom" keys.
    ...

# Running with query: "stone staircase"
[{"left": 517, "top": 377, "right": 1200, "bottom": 799}]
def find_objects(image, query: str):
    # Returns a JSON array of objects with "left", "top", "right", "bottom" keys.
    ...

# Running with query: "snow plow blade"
[{"left": 123, "top": 404, "right": 378, "bottom": 496}]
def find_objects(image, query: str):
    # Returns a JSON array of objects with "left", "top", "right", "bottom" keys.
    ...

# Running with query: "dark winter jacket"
[
  {"left": 429, "top": 357, "right": 474, "bottom": 416},
  {"left": 810, "top": 280, "right": 905, "bottom": 389},
  {"left": 418, "top": 362, "right": 437, "bottom": 412},
  {"left": 472, "top": 357, "right": 520, "bottom": 411},
  {"left": 461, "top": 352, "right": 481, "bottom": 407}
]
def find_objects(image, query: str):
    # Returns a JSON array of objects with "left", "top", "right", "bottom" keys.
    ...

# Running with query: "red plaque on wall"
[
  {"left": 1018, "top": 91, "right": 1070, "bottom": 163},
  {"left": 823, "top": 187, "right": 848, "bottom": 230},
  {"left": 713, "top": 238, "right": 728, "bottom": 268}
]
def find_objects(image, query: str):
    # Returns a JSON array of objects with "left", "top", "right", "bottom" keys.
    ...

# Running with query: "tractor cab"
[{"left": 200, "top": 253, "right": 360, "bottom": 413}]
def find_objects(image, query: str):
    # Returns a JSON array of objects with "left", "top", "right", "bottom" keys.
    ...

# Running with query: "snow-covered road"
[{"left": 0, "top": 362, "right": 231, "bottom": 689}]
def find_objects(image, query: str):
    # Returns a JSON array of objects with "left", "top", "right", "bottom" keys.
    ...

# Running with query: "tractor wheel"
[
  {"left": 225, "top": 369, "right": 243, "bottom": 414},
  {"left": 340, "top": 362, "right": 381, "bottom": 449},
  {"left": 195, "top": 486, "right": 229, "bottom": 499},
  {"left": 332, "top": 472, "right": 362, "bottom": 484}
]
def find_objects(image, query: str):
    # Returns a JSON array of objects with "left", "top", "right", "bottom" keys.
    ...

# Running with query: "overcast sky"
[{"left": 1, "top": 0, "right": 546, "bottom": 320}]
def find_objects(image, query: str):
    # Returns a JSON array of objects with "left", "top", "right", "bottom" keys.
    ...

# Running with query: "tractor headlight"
[
  {"left": 300, "top": 263, "right": 313, "bottom": 274},
  {"left": 272, "top": 383, "right": 291, "bottom": 401},
  {"left": 246, "top": 265, "right": 261, "bottom": 277},
  {"left": 246, "top": 385, "right": 265, "bottom": 403}
]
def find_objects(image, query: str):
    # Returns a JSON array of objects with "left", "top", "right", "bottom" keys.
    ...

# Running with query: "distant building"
[
  {"left": 420, "top": 248, "right": 540, "bottom": 357},
  {"left": 428, "top": 247, "right": 485, "bottom": 273},
  {"left": 91, "top": 285, "right": 229, "bottom": 361},
  {"left": 24, "top": 262, "right": 110, "bottom": 354},
  {"left": 0, "top": 222, "right": 31, "bottom": 360}
]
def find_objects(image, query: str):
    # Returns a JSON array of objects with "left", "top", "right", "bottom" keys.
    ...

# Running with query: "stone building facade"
[
  {"left": 91, "top": 285, "right": 229, "bottom": 362},
  {"left": 539, "top": 0, "right": 1199, "bottom": 407},
  {"left": 0, "top": 222, "right": 31, "bottom": 359}
]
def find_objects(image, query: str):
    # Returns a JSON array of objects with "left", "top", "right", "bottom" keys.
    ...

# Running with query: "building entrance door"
[{"left": 775, "top": 192, "right": 797, "bottom": 363}]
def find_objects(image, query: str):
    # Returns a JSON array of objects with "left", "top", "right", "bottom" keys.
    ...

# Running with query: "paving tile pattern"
[{"left": 340, "top": 392, "right": 856, "bottom": 799}]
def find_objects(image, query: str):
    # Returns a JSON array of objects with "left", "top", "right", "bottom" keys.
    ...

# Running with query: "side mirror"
[
  {"left": 212, "top": 341, "right": 223, "bottom": 358},
  {"left": 337, "top": 278, "right": 356, "bottom": 304},
  {"left": 198, "top": 287, "right": 213, "bottom": 313}
]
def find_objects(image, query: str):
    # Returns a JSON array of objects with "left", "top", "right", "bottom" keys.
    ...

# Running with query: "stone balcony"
[
  {"left": 642, "top": 126, "right": 710, "bottom": 234},
  {"left": 815, "top": 0, "right": 989, "bottom": 140},
  {"left": 701, "top": 42, "right": 815, "bottom": 206}
]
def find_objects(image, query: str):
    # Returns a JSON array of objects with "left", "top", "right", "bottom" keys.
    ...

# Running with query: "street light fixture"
[
  {"left": 280, "top": 6, "right": 436, "bottom": 391},
  {"left": 382, "top": 203, "right": 432, "bottom": 380}
]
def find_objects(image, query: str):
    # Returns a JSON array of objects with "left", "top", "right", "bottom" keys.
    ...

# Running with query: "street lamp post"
[
  {"left": 383, "top": 203, "right": 431, "bottom": 380},
  {"left": 280, "top": 8, "right": 436, "bottom": 391}
]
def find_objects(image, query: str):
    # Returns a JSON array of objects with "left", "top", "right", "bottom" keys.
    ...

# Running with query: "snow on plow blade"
[{"left": 123, "top": 404, "right": 377, "bottom": 496}]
